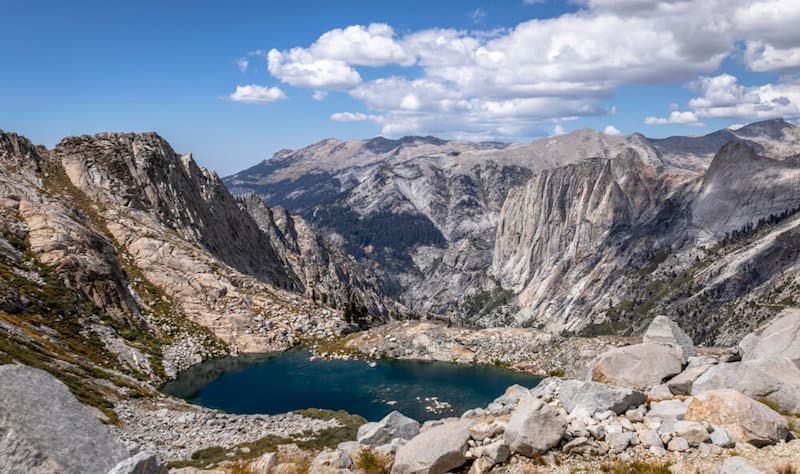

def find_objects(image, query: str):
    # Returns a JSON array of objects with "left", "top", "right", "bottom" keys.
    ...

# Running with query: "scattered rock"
[
  {"left": 716, "top": 456, "right": 764, "bottom": 474},
  {"left": 671, "top": 421, "right": 710, "bottom": 446}
]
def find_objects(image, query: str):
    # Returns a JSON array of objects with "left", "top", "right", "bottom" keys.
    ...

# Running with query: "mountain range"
[{"left": 225, "top": 119, "right": 800, "bottom": 344}]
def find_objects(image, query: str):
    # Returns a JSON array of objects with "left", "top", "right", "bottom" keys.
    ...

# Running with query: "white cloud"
[
  {"left": 553, "top": 124, "right": 567, "bottom": 136},
  {"left": 236, "top": 58, "right": 249, "bottom": 72},
  {"left": 312, "top": 90, "right": 328, "bottom": 101},
  {"left": 252, "top": 0, "right": 799, "bottom": 138},
  {"left": 267, "top": 48, "right": 361, "bottom": 89},
  {"left": 309, "top": 24, "right": 413, "bottom": 67},
  {"left": 330, "top": 112, "right": 383, "bottom": 122},
  {"left": 687, "top": 73, "right": 800, "bottom": 120},
  {"left": 226, "top": 85, "right": 287, "bottom": 104},
  {"left": 604, "top": 125, "right": 622, "bottom": 135},
  {"left": 645, "top": 110, "right": 705, "bottom": 126}
]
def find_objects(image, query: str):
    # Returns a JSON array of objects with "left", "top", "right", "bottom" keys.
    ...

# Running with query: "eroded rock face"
[
  {"left": 691, "top": 357, "right": 800, "bottom": 415},
  {"left": 685, "top": 389, "right": 789, "bottom": 447},
  {"left": 590, "top": 342, "right": 682, "bottom": 390},
  {"left": 740, "top": 308, "right": 800, "bottom": 368},
  {"left": 0, "top": 365, "right": 129, "bottom": 474},
  {"left": 558, "top": 380, "right": 646, "bottom": 418},
  {"left": 391, "top": 418, "right": 474, "bottom": 474},
  {"left": 504, "top": 397, "right": 567, "bottom": 457}
]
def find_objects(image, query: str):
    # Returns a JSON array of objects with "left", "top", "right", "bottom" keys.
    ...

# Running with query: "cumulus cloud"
[
  {"left": 236, "top": 58, "right": 249, "bottom": 72},
  {"left": 687, "top": 73, "right": 800, "bottom": 120},
  {"left": 330, "top": 112, "right": 383, "bottom": 122},
  {"left": 645, "top": 110, "right": 705, "bottom": 126},
  {"left": 252, "top": 1, "right": 799, "bottom": 137},
  {"left": 226, "top": 85, "right": 287, "bottom": 104},
  {"left": 604, "top": 125, "right": 622, "bottom": 135}
]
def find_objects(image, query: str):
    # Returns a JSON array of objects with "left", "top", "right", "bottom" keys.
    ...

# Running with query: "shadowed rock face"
[{"left": 53, "top": 132, "right": 299, "bottom": 290}]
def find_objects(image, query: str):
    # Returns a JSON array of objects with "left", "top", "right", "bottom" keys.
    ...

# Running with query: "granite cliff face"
[
  {"left": 492, "top": 127, "right": 800, "bottom": 341},
  {"left": 227, "top": 119, "right": 800, "bottom": 342}
]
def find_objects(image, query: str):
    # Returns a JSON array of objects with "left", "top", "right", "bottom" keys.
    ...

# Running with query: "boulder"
[
  {"left": 643, "top": 315, "right": 695, "bottom": 363},
  {"left": 667, "top": 365, "right": 711, "bottom": 396},
  {"left": 638, "top": 430, "right": 663, "bottom": 448},
  {"left": 358, "top": 411, "right": 420, "bottom": 446},
  {"left": 716, "top": 457, "right": 763, "bottom": 474},
  {"left": 504, "top": 397, "right": 566, "bottom": 457},
  {"left": 392, "top": 419, "right": 473, "bottom": 474},
  {"left": 667, "top": 437, "right": 689, "bottom": 452},
  {"left": 671, "top": 421, "right": 709, "bottom": 446},
  {"left": 558, "top": 380, "right": 646, "bottom": 418},
  {"left": 740, "top": 308, "right": 800, "bottom": 368},
  {"left": 685, "top": 389, "right": 789, "bottom": 446},
  {"left": 471, "top": 441, "right": 510, "bottom": 465},
  {"left": 108, "top": 452, "right": 166, "bottom": 474},
  {"left": 0, "top": 365, "right": 129, "bottom": 474},
  {"left": 691, "top": 356, "right": 800, "bottom": 414},
  {"left": 647, "top": 400, "right": 688, "bottom": 420},
  {"left": 709, "top": 427, "right": 736, "bottom": 448},
  {"left": 591, "top": 343, "right": 682, "bottom": 390}
]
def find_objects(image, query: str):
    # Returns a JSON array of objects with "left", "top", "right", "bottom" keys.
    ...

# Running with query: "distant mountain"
[{"left": 225, "top": 119, "right": 800, "bottom": 342}]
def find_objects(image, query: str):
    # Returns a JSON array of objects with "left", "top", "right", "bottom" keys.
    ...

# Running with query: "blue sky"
[{"left": 1, "top": 0, "right": 798, "bottom": 175}]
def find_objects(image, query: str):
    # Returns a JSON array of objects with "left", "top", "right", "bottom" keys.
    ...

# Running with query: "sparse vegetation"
[
  {"left": 600, "top": 460, "right": 673, "bottom": 474},
  {"left": 355, "top": 448, "right": 391, "bottom": 474}
]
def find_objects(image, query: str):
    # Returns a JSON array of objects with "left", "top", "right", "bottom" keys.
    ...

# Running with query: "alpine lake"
[{"left": 161, "top": 349, "right": 542, "bottom": 422}]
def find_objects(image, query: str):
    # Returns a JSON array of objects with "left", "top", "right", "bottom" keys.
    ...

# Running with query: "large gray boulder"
[
  {"left": 685, "top": 389, "right": 788, "bottom": 447},
  {"left": 590, "top": 342, "right": 682, "bottom": 390},
  {"left": 358, "top": 411, "right": 420, "bottom": 446},
  {"left": 503, "top": 397, "right": 566, "bottom": 457},
  {"left": 392, "top": 419, "right": 474, "bottom": 474},
  {"left": 0, "top": 365, "right": 130, "bottom": 474},
  {"left": 558, "top": 380, "right": 646, "bottom": 418},
  {"left": 691, "top": 356, "right": 800, "bottom": 414},
  {"left": 740, "top": 308, "right": 800, "bottom": 368},
  {"left": 643, "top": 315, "right": 695, "bottom": 363}
]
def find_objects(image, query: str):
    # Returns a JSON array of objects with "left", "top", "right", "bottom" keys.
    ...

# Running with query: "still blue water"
[{"left": 161, "top": 350, "right": 541, "bottom": 421}]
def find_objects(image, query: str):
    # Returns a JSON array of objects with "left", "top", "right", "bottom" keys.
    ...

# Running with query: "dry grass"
[
  {"left": 775, "top": 464, "right": 798, "bottom": 474},
  {"left": 600, "top": 460, "right": 674, "bottom": 474},
  {"left": 355, "top": 448, "right": 391, "bottom": 474}
]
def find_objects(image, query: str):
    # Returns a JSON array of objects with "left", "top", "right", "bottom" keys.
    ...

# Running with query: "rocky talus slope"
[{"left": 226, "top": 119, "right": 800, "bottom": 341}]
